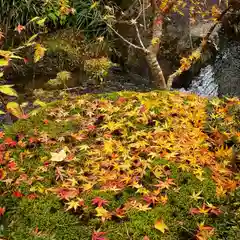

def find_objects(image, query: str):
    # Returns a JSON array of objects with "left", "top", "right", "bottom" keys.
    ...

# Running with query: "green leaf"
[
  {"left": 48, "top": 12, "right": 58, "bottom": 21},
  {"left": 27, "top": 34, "right": 38, "bottom": 44},
  {"left": 10, "top": 55, "right": 23, "bottom": 60},
  {"left": 0, "top": 72, "right": 3, "bottom": 78},
  {"left": 30, "top": 108, "right": 40, "bottom": 116},
  {"left": 33, "top": 99, "right": 46, "bottom": 107},
  {"left": 37, "top": 17, "right": 47, "bottom": 27},
  {"left": 6, "top": 102, "right": 23, "bottom": 118},
  {"left": 0, "top": 59, "right": 9, "bottom": 67},
  {"left": 0, "top": 85, "right": 18, "bottom": 97},
  {"left": 29, "top": 16, "right": 40, "bottom": 23},
  {"left": 0, "top": 110, "right": 5, "bottom": 115}
]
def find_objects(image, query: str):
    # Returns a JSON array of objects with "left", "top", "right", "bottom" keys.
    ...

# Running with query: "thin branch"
[
  {"left": 142, "top": 0, "right": 147, "bottom": 30},
  {"left": 119, "top": 0, "right": 138, "bottom": 20},
  {"left": 134, "top": 24, "right": 146, "bottom": 49},
  {"left": 107, "top": 23, "right": 148, "bottom": 52}
]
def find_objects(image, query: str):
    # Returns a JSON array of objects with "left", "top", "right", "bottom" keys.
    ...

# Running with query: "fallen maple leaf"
[
  {"left": 115, "top": 207, "right": 126, "bottom": 218},
  {"left": 87, "top": 125, "right": 96, "bottom": 131},
  {"left": 50, "top": 148, "right": 68, "bottom": 162},
  {"left": 154, "top": 178, "right": 176, "bottom": 190},
  {"left": 7, "top": 161, "right": 17, "bottom": 171},
  {"left": 0, "top": 168, "right": 6, "bottom": 180},
  {"left": 95, "top": 207, "right": 111, "bottom": 222},
  {"left": 154, "top": 219, "right": 169, "bottom": 233},
  {"left": 92, "top": 231, "right": 108, "bottom": 240},
  {"left": 57, "top": 188, "right": 79, "bottom": 200},
  {"left": 0, "top": 207, "right": 5, "bottom": 216},
  {"left": 4, "top": 137, "right": 17, "bottom": 147},
  {"left": 92, "top": 197, "right": 108, "bottom": 207},
  {"left": 12, "top": 191, "right": 23, "bottom": 198},
  {"left": 66, "top": 200, "right": 80, "bottom": 211},
  {"left": 0, "top": 131, "right": 4, "bottom": 138},
  {"left": 190, "top": 204, "right": 210, "bottom": 215},
  {"left": 43, "top": 119, "right": 49, "bottom": 124},
  {"left": 27, "top": 193, "right": 38, "bottom": 200}
]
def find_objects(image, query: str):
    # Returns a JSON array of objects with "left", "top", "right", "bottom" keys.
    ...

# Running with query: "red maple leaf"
[
  {"left": 27, "top": 193, "right": 38, "bottom": 200},
  {"left": 210, "top": 208, "right": 222, "bottom": 216},
  {"left": 92, "top": 231, "right": 108, "bottom": 240},
  {"left": 19, "top": 114, "right": 29, "bottom": 119},
  {"left": 154, "top": 178, "right": 176, "bottom": 189},
  {"left": 155, "top": 16, "right": 163, "bottom": 25},
  {"left": 57, "top": 188, "right": 79, "bottom": 200},
  {"left": 115, "top": 207, "right": 126, "bottom": 218},
  {"left": 143, "top": 195, "right": 158, "bottom": 205},
  {"left": 44, "top": 161, "right": 50, "bottom": 166},
  {"left": 7, "top": 161, "right": 17, "bottom": 171},
  {"left": 0, "top": 207, "right": 6, "bottom": 216},
  {"left": 0, "top": 131, "right": 4, "bottom": 138},
  {"left": 0, "top": 143, "right": 5, "bottom": 151},
  {"left": 87, "top": 125, "right": 96, "bottom": 131},
  {"left": 16, "top": 25, "right": 25, "bottom": 34},
  {"left": 12, "top": 191, "right": 23, "bottom": 198},
  {"left": 43, "top": 119, "right": 49, "bottom": 125},
  {"left": 189, "top": 208, "right": 201, "bottom": 215},
  {"left": 116, "top": 97, "right": 126, "bottom": 105},
  {"left": 4, "top": 137, "right": 17, "bottom": 147},
  {"left": 92, "top": 197, "right": 108, "bottom": 207},
  {"left": 23, "top": 58, "right": 29, "bottom": 64}
]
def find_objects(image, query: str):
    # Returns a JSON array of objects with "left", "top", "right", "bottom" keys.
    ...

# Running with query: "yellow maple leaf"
[
  {"left": 190, "top": 191, "right": 203, "bottom": 201},
  {"left": 154, "top": 219, "right": 169, "bottom": 233},
  {"left": 95, "top": 207, "right": 111, "bottom": 222},
  {"left": 151, "top": 37, "right": 160, "bottom": 46},
  {"left": 66, "top": 200, "right": 79, "bottom": 211}
]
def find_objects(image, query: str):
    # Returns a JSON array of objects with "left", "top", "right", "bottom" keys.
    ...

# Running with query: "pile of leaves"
[{"left": 0, "top": 91, "right": 240, "bottom": 240}]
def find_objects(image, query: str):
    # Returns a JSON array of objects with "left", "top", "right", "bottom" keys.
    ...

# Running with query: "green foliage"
[
  {"left": 0, "top": 0, "right": 73, "bottom": 31},
  {"left": 73, "top": 0, "right": 113, "bottom": 37},
  {"left": 4, "top": 196, "right": 92, "bottom": 240},
  {"left": 84, "top": 56, "right": 113, "bottom": 82}
]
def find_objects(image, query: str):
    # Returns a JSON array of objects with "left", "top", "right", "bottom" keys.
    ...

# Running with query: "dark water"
[{"left": 187, "top": 40, "right": 240, "bottom": 97}]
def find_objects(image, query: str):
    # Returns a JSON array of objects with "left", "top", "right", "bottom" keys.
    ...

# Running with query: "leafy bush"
[
  {"left": 0, "top": 0, "right": 73, "bottom": 31},
  {"left": 84, "top": 56, "right": 114, "bottom": 82}
]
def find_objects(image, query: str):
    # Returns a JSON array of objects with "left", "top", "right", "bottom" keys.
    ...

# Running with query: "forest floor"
[{"left": 0, "top": 90, "right": 240, "bottom": 240}]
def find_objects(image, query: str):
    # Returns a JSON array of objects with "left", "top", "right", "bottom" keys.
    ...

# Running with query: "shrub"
[{"left": 0, "top": 0, "right": 73, "bottom": 31}]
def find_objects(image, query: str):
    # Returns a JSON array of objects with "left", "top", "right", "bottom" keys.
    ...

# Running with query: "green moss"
[{"left": 5, "top": 196, "right": 93, "bottom": 240}]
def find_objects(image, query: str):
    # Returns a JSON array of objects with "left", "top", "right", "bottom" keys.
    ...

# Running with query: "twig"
[
  {"left": 107, "top": 23, "right": 147, "bottom": 52},
  {"left": 134, "top": 24, "right": 146, "bottom": 49},
  {"left": 142, "top": 0, "right": 147, "bottom": 30},
  {"left": 119, "top": 0, "right": 138, "bottom": 20}
]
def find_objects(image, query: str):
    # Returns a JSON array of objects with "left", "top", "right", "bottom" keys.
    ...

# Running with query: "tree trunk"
[{"left": 145, "top": 52, "right": 166, "bottom": 89}]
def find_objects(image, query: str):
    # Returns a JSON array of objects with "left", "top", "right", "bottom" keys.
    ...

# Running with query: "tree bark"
[
  {"left": 144, "top": 0, "right": 177, "bottom": 89},
  {"left": 145, "top": 0, "right": 166, "bottom": 89},
  {"left": 145, "top": 52, "right": 166, "bottom": 89}
]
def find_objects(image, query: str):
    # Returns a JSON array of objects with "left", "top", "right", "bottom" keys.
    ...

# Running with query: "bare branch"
[
  {"left": 107, "top": 23, "right": 148, "bottom": 52},
  {"left": 142, "top": 0, "right": 147, "bottom": 30},
  {"left": 119, "top": 0, "right": 138, "bottom": 20},
  {"left": 134, "top": 24, "right": 146, "bottom": 49}
]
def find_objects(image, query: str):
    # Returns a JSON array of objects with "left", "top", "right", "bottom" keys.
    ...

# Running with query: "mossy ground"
[{"left": 0, "top": 91, "right": 240, "bottom": 240}]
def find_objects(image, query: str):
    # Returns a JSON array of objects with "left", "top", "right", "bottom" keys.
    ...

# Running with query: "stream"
[{"left": 186, "top": 40, "right": 240, "bottom": 97}]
